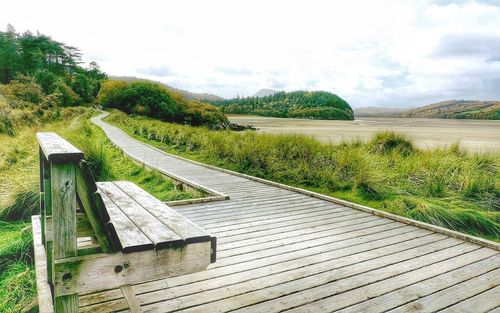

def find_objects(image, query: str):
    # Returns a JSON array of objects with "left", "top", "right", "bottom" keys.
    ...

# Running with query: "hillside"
[
  {"left": 111, "top": 76, "right": 224, "bottom": 101},
  {"left": 211, "top": 90, "right": 354, "bottom": 120},
  {"left": 354, "top": 107, "right": 409, "bottom": 117},
  {"left": 404, "top": 100, "right": 500, "bottom": 120},
  {"left": 253, "top": 88, "right": 279, "bottom": 97}
]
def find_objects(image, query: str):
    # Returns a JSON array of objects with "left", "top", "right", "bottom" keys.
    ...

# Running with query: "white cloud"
[{"left": 1, "top": 0, "right": 499, "bottom": 107}]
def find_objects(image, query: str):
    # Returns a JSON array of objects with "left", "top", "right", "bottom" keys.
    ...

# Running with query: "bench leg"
[{"left": 121, "top": 285, "right": 143, "bottom": 313}]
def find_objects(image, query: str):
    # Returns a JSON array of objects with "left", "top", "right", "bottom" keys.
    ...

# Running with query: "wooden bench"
[{"left": 34, "top": 132, "right": 216, "bottom": 312}]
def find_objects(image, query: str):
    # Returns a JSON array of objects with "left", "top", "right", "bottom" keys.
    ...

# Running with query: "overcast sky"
[{"left": 2, "top": 0, "right": 500, "bottom": 107}]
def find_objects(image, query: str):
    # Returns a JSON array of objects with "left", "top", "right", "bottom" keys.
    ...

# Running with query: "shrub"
[
  {"left": 1, "top": 75, "right": 44, "bottom": 107},
  {"left": 98, "top": 80, "right": 227, "bottom": 127}
]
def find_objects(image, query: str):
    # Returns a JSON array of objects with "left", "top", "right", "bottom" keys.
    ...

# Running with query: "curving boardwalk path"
[{"left": 82, "top": 113, "right": 500, "bottom": 313}]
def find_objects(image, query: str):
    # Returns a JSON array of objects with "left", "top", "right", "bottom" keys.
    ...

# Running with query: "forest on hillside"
[
  {"left": 403, "top": 100, "right": 500, "bottom": 120},
  {"left": 210, "top": 91, "right": 354, "bottom": 120}
]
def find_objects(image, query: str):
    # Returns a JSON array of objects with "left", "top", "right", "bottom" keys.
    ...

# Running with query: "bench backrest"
[{"left": 38, "top": 132, "right": 115, "bottom": 254}]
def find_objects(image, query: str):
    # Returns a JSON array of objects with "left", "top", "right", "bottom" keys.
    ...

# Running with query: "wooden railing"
[{"left": 38, "top": 132, "right": 84, "bottom": 312}]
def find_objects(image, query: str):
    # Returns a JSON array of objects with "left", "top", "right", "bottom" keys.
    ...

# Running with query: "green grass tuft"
[{"left": 370, "top": 131, "right": 415, "bottom": 156}]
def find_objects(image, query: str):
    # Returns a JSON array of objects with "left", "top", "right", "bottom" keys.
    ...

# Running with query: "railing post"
[
  {"left": 51, "top": 162, "right": 78, "bottom": 312},
  {"left": 37, "top": 132, "right": 84, "bottom": 313},
  {"left": 41, "top": 151, "right": 53, "bottom": 286}
]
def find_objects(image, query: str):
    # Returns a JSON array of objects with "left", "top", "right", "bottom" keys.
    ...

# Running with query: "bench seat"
[{"left": 97, "top": 181, "right": 214, "bottom": 253}]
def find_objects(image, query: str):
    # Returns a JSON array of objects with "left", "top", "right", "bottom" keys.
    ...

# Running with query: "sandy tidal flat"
[{"left": 227, "top": 115, "right": 500, "bottom": 153}]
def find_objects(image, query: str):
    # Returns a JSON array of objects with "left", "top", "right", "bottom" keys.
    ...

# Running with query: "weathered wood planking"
[
  {"left": 53, "top": 241, "right": 211, "bottom": 296},
  {"left": 75, "top": 160, "right": 114, "bottom": 252},
  {"left": 113, "top": 181, "right": 211, "bottom": 243},
  {"left": 50, "top": 162, "right": 78, "bottom": 312},
  {"left": 98, "top": 182, "right": 184, "bottom": 249},
  {"left": 32, "top": 216, "right": 54, "bottom": 313},
  {"left": 98, "top": 191, "right": 154, "bottom": 253},
  {"left": 73, "top": 113, "right": 500, "bottom": 312},
  {"left": 37, "top": 132, "right": 84, "bottom": 163}
]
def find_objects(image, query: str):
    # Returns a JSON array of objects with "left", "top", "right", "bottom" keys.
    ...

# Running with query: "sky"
[{"left": 2, "top": 0, "right": 500, "bottom": 107}]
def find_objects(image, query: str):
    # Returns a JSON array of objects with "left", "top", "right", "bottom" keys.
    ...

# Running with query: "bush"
[
  {"left": 98, "top": 80, "right": 227, "bottom": 127},
  {"left": 1, "top": 75, "right": 44, "bottom": 107}
]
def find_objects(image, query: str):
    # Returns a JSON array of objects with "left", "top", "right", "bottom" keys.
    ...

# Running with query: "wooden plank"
[
  {"left": 218, "top": 210, "right": 360, "bottom": 244},
  {"left": 51, "top": 162, "right": 78, "bottom": 312},
  {"left": 216, "top": 221, "right": 405, "bottom": 264},
  {"left": 42, "top": 155, "right": 52, "bottom": 285},
  {"left": 99, "top": 191, "right": 153, "bottom": 253},
  {"left": 281, "top": 247, "right": 497, "bottom": 313},
  {"left": 140, "top": 237, "right": 468, "bottom": 312},
  {"left": 133, "top": 231, "right": 444, "bottom": 310},
  {"left": 46, "top": 213, "right": 94, "bottom": 238},
  {"left": 218, "top": 214, "right": 378, "bottom": 251},
  {"left": 438, "top": 286, "right": 500, "bottom": 313},
  {"left": 51, "top": 163, "right": 78, "bottom": 259},
  {"left": 31, "top": 216, "right": 54, "bottom": 313},
  {"left": 98, "top": 182, "right": 184, "bottom": 249},
  {"left": 113, "top": 181, "right": 211, "bottom": 243},
  {"left": 337, "top": 254, "right": 500, "bottom": 312},
  {"left": 120, "top": 285, "right": 143, "bottom": 313},
  {"left": 212, "top": 205, "right": 345, "bottom": 234},
  {"left": 53, "top": 242, "right": 211, "bottom": 296},
  {"left": 75, "top": 161, "right": 113, "bottom": 252},
  {"left": 37, "top": 132, "right": 83, "bottom": 163},
  {"left": 192, "top": 200, "right": 342, "bottom": 227},
  {"left": 78, "top": 224, "right": 412, "bottom": 309},
  {"left": 391, "top": 268, "right": 500, "bottom": 313}
]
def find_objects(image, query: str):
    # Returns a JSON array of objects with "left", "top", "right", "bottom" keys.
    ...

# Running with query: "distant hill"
[
  {"left": 253, "top": 88, "right": 279, "bottom": 97},
  {"left": 210, "top": 90, "right": 354, "bottom": 120},
  {"left": 354, "top": 107, "right": 409, "bottom": 117},
  {"left": 404, "top": 100, "right": 500, "bottom": 120},
  {"left": 111, "top": 76, "right": 224, "bottom": 101}
]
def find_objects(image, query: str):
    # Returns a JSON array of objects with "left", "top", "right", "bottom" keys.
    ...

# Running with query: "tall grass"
[
  {"left": 0, "top": 222, "right": 36, "bottom": 313},
  {"left": 107, "top": 110, "right": 500, "bottom": 240}
]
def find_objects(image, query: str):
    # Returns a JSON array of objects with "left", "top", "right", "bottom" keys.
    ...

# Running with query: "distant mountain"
[
  {"left": 253, "top": 88, "right": 279, "bottom": 97},
  {"left": 210, "top": 90, "right": 354, "bottom": 120},
  {"left": 110, "top": 76, "right": 224, "bottom": 101},
  {"left": 354, "top": 107, "right": 409, "bottom": 118},
  {"left": 404, "top": 100, "right": 500, "bottom": 120}
]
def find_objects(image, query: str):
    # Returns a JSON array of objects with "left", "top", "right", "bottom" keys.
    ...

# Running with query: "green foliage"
[
  {"left": 211, "top": 90, "right": 354, "bottom": 120},
  {"left": 0, "top": 24, "right": 107, "bottom": 104},
  {"left": 0, "top": 222, "right": 36, "bottom": 313},
  {"left": 108, "top": 110, "right": 500, "bottom": 240},
  {"left": 98, "top": 80, "right": 228, "bottom": 127}
]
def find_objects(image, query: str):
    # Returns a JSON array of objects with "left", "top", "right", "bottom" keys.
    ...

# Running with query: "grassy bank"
[
  {"left": 0, "top": 108, "right": 199, "bottom": 312},
  {"left": 106, "top": 110, "right": 500, "bottom": 241}
]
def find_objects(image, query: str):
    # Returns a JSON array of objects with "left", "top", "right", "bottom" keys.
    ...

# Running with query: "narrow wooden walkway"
[{"left": 85, "top": 113, "right": 500, "bottom": 313}]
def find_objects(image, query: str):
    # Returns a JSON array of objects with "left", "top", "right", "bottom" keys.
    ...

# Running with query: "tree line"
[{"left": 210, "top": 91, "right": 354, "bottom": 120}]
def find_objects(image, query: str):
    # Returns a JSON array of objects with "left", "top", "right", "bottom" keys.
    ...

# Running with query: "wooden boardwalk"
[{"left": 81, "top": 113, "right": 500, "bottom": 312}]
